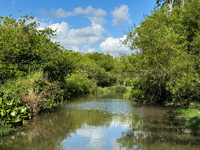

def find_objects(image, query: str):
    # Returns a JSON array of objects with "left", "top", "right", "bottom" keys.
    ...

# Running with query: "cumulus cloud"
[
  {"left": 34, "top": 17, "right": 106, "bottom": 52},
  {"left": 49, "top": 21, "right": 106, "bottom": 46},
  {"left": 100, "top": 35, "right": 131, "bottom": 54},
  {"left": 41, "top": 6, "right": 107, "bottom": 19},
  {"left": 74, "top": 6, "right": 107, "bottom": 17},
  {"left": 111, "top": 5, "right": 131, "bottom": 26}
]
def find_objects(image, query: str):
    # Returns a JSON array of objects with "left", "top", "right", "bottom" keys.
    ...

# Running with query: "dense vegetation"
[
  {"left": 1, "top": 0, "right": 200, "bottom": 136},
  {"left": 121, "top": 0, "right": 200, "bottom": 134},
  {"left": 123, "top": 0, "right": 200, "bottom": 106},
  {"left": 0, "top": 14, "right": 129, "bottom": 134}
]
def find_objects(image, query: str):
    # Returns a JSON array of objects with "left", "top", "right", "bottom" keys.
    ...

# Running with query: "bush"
[
  {"left": 0, "top": 70, "right": 63, "bottom": 116},
  {"left": 65, "top": 70, "right": 92, "bottom": 95},
  {"left": 115, "top": 86, "right": 127, "bottom": 93}
]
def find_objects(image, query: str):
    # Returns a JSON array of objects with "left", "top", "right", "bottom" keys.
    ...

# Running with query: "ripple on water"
[{"left": 63, "top": 99, "right": 147, "bottom": 117}]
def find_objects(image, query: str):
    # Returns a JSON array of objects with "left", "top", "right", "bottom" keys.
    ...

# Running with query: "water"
[{"left": 1, "top": 93, "right": 200, "bottom": 150}]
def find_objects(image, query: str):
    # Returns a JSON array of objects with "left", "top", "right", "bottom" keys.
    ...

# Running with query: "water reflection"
[{"left": 1, "top": 93, "right": 200, "bottom": 150}]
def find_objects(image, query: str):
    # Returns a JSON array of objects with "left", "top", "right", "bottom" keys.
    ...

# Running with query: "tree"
[
  {"left": 156, "top": 0, "right": 186, "bottom": 9},
  {"left": 0, "top": 14, "right": 74, "bottom": 84},
  {"left": 123, "top": 0, "right": 200, "bottom": 104}
]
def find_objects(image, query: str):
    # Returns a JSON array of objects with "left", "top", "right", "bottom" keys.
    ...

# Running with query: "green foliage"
[
  {"left": 0, "top": 122, "right": 12, "bottom": 136},
  {"left": 106, "top": 86, "right": 127, "bottom": 93},
  {"left": 0, "top": 14, "right": 74, "bottom": 84},
  {"left": 0, "top": 71, "right": 62, "bottom": 115},
  {"left": 0, "top": 97, "right": 31, "bottom": 124},
  {"left": 85, "top": 52, "right": 117, "bottom": 87},
  {"left": 185, "top": 117, "right": 200, "bottom": 135},
  {"left": 0, "top": 13, "right": 132, "bottom": 129},
  {"left": 65, "top": 70, "right": 92, "bottom": 95},
  {"left": 123, "top": 0, "right": 200, "bottom": 104},
  {"left": 86, "top": 52, "right": 116, "bottom": 72},
  {"left": 174, "top": 108, "right": 200, "bottom": 119},
  {"left": 115, "top": 86, "right": 127, "bottom": 92},
  {"left": 174, "top": 108, "right": 200, "bottom": 135}
]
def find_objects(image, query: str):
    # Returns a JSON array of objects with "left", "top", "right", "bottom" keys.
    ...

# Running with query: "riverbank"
[
  {"left": 3, "top": 93, "right": 200, "bottom": 150},
  {"left": 172, "top": 102, "right": 200, "bottom": 135},
  {"left": 0, "top": 85, "right": 127, "bottom": 136}
]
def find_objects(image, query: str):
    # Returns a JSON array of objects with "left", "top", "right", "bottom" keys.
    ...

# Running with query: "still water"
[{"left": 1, "top": 93, "right": 200, "bottom": 150}]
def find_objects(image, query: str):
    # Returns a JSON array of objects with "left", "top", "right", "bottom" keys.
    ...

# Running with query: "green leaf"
[
  {"left": 0, "top": 109, "right": 6, "bottom": 117},
  {"left": 6, "top": 99, "right": 14, "bottom": 106},
  {"left": 9, "top": 116, "right": 21, "bottom": 123},
  {"left": 10, "top": 110, "right": 18, "bottom": 117},
  {"left": 19, "top": 106, "right": 27, "bottom": 114}
]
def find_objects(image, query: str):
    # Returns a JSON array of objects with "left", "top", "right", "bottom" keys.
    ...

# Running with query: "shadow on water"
[{"left": 1, "top": 93, "right": 200, "bottom": 150}]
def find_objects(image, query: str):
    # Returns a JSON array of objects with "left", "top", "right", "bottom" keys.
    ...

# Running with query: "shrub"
[
  {"left": 65, "top": 70, "right": 92, "bottom": 95},
  {"left": 115, "top": 86, "right": 127, "bottom": 93},
  {"left": 0, "top": 70, "right": 63, "bottom": 115}
]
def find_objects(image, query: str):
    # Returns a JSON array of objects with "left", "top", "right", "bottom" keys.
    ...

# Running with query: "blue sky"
[{"left": 1, "top": 0, "right": 156, "bottom": 55}]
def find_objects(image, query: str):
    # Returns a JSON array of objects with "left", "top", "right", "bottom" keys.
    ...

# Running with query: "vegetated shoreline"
[
  {"left": 125, "top": 88, "right": 200, "bottom": 136},
  {"left": 0, "top": 14, "right": 129, "bottom": 136},
  {"left": 128, "top": 100, "right": 200, "bottom": 136},
  {"left": 172, "top": 102, "right": 200, "bottom": 135},
  {"left": 2, "top": 0, "right": 200, "bottom": 138},
  {"left": 0, "top": 85, "right": 127, "bottom": 136}
]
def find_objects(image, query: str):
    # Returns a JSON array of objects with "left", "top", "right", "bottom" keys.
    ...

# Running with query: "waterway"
[{"left": 1, "top": 93, "right": 200, "bottom": 150}]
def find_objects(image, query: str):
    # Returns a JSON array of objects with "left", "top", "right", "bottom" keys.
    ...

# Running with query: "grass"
[
  {"left": 173, "top": 108, "right": 200, "bottom": 135},
  {"left": 174, "top": 108, "right": 200, "bottom": 119}
]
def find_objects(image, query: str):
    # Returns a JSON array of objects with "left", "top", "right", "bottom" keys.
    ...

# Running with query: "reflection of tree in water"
[
  {"left": 1, "top": 93, "right": 200, "bottom": 150},
  {"left": 0, "top": 93, "right": 125, "bottom": 150},
  {"left": 1, "top": 107, "right": 133, "bottom": 150},
  {"left": 117, "top": 118, "right": 200, "bottom": 150},
  {"left": 0, "top": 108, "right": 113, "bottom": 150}
]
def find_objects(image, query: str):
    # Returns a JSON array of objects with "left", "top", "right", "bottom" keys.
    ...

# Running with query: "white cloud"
[
  {"left": 49, "top": 21, "right": 106, "bottom": 46},
  {"left": 41, "top": 8, "right": 74, "bottom": 18},
  {"left": 83, "top": 45, "right": 97, "bottom": 53},
  {"left": 41, "top": 6, "right": 107, "bottom": 19},
  {"left": 100, "top": 35, "right": 131, "bottom": 54},
  {"left": 74, "top": 6, "right": 107, "bottom": 17},
  {"left": 111, "top": 5, "right": 131, "bottom": 26},
  {"left": 12, "top": 1, "right": 15, "bottom": 5},
  {"left": 34, "top": 17, "right": 106, "bottom": 52}
]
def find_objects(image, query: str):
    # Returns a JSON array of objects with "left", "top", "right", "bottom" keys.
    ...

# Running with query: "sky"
[{"left": 0, "top": 0, "right": 156, "bottom": 55}]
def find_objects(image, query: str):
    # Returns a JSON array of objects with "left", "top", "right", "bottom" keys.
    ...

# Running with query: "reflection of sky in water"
[
  {"left": 61, "top": 124, "right": 130, "bottom": 150},
  {"left": 64, "top": 99, "right": 145, "bottom": 117},
  {"left": 61, "top": 98, "right": 141, "bottom": 150}
]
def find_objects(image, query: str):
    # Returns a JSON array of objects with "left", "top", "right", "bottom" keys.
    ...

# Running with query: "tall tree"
[{"left": 156, "top": 0, "right": 185, "bottom": 9}]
